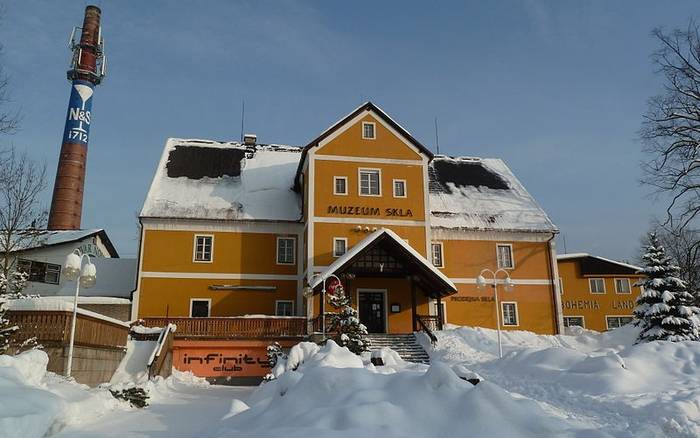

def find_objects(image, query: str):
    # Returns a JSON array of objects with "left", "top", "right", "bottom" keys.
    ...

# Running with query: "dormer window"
[{"left": 362, "top": 122, "right": 376, "bottom": 140}]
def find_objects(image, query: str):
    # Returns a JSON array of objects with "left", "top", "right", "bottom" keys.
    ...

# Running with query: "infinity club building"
[{"left": 134, "top": 102, "right": 564, "bottom": 338}]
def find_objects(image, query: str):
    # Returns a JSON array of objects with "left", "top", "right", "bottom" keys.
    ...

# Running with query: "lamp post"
[
  {"left": 303, "top": 273, "right": 341, "bottom": 342},
  {"left": 476, "top": 268, "right": 514, "bottom": 359},
  {"left": 62, "top": 249, "right": 97, "bottom": 377}
]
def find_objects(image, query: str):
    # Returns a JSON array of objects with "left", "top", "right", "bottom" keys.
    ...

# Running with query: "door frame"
[{"left": 356, "top": 288, "right": 388, "bottom": 333}]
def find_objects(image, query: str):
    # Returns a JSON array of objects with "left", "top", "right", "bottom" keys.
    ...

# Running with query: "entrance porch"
[{"left": 307, "top": 228, "right": 457, "bottom": 335}]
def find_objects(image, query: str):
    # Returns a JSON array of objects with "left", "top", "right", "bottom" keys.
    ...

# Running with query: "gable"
[{"left": 317, "top": 113, "right": 424, "bottom": 161}]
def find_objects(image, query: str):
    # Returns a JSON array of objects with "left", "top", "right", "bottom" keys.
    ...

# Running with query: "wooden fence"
[
  {"left": 142, "top": 317, "right": 307, "bottom": 339},
  {"left": 7, "top": 310, "right": 129, "bottom": 350}
]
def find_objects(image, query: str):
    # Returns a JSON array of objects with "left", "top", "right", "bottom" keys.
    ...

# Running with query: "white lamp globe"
[
  {"left": 79, "top": 262, "right": 97, "bottom": 288},
  {"left": 476, "top": 275, "right": 487, "bottom": 290},
  {"left": 63, "top": 252, "right": 82, "bottom": 281},
  {"left": 504, "top": 277, "right": 514, "bottom": 292}
]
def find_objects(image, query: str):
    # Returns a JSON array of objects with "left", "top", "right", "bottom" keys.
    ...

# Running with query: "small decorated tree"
[
  {"left": 634, "top": 233, "right": 700, "bottom": 343},
  {"left": 327, "top": 282, "right": 370, "bottom": 355}
]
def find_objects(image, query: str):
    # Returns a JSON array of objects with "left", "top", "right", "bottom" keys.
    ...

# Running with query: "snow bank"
[
  {"left": 430, "top": 325, "right": 700, "bottom": 436},
  {"left": 0, "top": 350, "right": 123, "bottom": 438},
  {"left": 220, "top": 340, "right": 601, "bottom": 438}
]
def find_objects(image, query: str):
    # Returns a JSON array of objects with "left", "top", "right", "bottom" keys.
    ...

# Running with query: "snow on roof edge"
[{"left": 557, "top": 253, "right": 641, "bottom": 271}]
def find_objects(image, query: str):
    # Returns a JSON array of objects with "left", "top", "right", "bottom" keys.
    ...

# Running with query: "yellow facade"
[
  {"left": 557, "top": 257, "right": 644, "bottom": 332},
  {"left": 135, "top": 104, "right": 561, "bottom": 335}
]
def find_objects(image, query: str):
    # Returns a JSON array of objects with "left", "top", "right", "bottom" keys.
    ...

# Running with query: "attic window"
[
  {"left": 432, "top": 160, "right": 509, "bottom": 193},
  {"left": 362, "top": 122, "right": 376, "bottom": 140},
  {"left": 166, "top": 146, "right": 246, "bottom": 179}
]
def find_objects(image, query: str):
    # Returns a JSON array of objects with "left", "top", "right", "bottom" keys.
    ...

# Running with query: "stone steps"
[{"left": 366, "top": 333, "right": 431, "bottom": 364}]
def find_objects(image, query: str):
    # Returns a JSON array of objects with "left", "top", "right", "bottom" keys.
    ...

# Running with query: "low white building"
[{"left": 7, "top": 229, "right": 136, "bottom": 320}]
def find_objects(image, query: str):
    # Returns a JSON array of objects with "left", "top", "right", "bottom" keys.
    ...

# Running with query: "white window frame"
[
  {"left": 614, "top": 278, "right": 631, "bottom": 294},
  {"left": 358, "top": 168, "right": 382, "bottom": 197},
  {"left": 563, "top": 316, "right": 585, "bottom": 328},
  {"left": 431, "top": 242, "right": 444, "bottom": 268},
  {"left": 605, "top": 315, "right": 634, "bottom": 330},
  {"left": 501, "top": 301, "right": 519, "bottom": 327},
  {"left": 193, "top": 234, "right": 214, "bottom": 263},
  {"left": 333, "top": 237, "right": 348, "bottom": 258},
  {"left": 275, "top": 300, "right": 294, "bottom": 316},
  {"left": 496, "top": 243, "right": 514, "bottom": 269},
  {"left": 333, "top": 176, "right": 348, "bottom": 196},
  {"left": 431, "top": 299, "right": 447, "bottom": 324},
  {"left": 589, "top": 278, "right": 606, "bottom": 294},
  {"left": 189, "top": 298, "right": 211, "bottom": 317},
  {"left": 276, "top": 236, "right": 296, "bottom": 265},
  {"left": 362, "top": 121, "right": 376, "bottom": 140},
  {"left": 392, "top": 179, "right": 407, "bottom": 198}
]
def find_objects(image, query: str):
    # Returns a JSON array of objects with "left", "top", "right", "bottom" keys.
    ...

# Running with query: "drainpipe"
[{"left": 546, "top": 233, "right": 564, "bottom": 334}]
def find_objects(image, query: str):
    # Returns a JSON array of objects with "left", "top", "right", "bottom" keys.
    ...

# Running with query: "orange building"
[
  {"left": 557, "top": 253, "right": 644, "bottom": 332},
  {"left": 133, "top": 102, "right": 563, "bottom": 339}
]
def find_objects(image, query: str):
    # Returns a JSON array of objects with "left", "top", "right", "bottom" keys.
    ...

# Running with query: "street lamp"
[
  {"left": 476, "top": 268, "right": 514, "bottom": 359},
  {"left": 62, "top": 249, "right": 97, "bottom": 377},
  {"left": 304, "top": 273, "right": 341, "bottom": 342}
]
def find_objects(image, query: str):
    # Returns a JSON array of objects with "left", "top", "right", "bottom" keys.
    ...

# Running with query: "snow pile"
[
  {"left": 430, "top": 325, "right": 700, "bottom": 436},
  {"left": 218, "top": 340, "right": 601, "bottom": 438},
  {"left": 0, "top": 350, "right": 123, "bottom": 438},
  {"left": 110, "top": 338, "right": 158, "bottom": 384}
]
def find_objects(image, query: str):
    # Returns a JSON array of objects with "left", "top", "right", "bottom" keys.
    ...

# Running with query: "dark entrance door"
[{"left": 358, "top": 291, "right": 386, "bottom": 333}]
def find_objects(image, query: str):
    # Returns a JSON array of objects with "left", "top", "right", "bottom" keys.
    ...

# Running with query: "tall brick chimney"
[{"left": 47, "top": 5, "right": 106, "bottom": 230}]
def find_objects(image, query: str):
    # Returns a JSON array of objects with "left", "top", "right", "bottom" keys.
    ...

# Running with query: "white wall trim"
[
  {"left": 451, "top": 278, "right": 554, "bottom": 285},
  {"left": 314, "top": 216, "right": 425, "bottom": 227},
  {"left": 431, "top": 228, "right": 553, "bottom": 242},
  {"left": 131, "top": 225, "right": 146, "bottom": 321},
  {"left": 141, "top": 272, "right": 299, "bottom": 281},
  {"left": 141, "top": 218, "right": 303, "bottom": 234},
  {"left": 314, "top": 154, "right": 423, "bottom": 166}
]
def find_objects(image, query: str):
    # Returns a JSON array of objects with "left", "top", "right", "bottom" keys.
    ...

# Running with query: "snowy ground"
[{"left": 1, "top": 325, "right": 699, "bottom": 437}]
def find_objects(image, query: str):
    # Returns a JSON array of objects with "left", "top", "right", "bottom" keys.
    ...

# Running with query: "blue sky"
[{"left": 0, "top": 1, "right": 697, "bottom": 259}]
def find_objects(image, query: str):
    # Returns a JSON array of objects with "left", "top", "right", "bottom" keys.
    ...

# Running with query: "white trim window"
[
  {"left": 190, "top": 298, "right": 211, "bottom": 318},
  {"left": 606, "top": 316, "right": 633, "bottom": 330},
  {"left": 276, "top": 237, "right": 296, "bottom": 265},
  {"left": 431, "top": 242, "right": 444, "bottom": 268},
  {"left": 17, "top": 259, "right": 61, "bottom": 285},
  {"left": 362, "top": 121, "right": 376, "bottom": 140},
  {"left": 333, "top": 237, "right": 348, "bottom": 257},
  {"left": 359, "top": 168, "right": 381, "bottom": 196},
  {"left": 501, "top": 302, "right": 519, "bottom": 326},
  {"left": 563, "top": 316, "right": 585, "bottom": 328},
  {"left": 614, "top": 278, "right": 631, "bottom": 294},
  {"left": 393, "top": 179, "right": 407, "bottom": 198},
  {"left": 193, "top": 235, "right": 214, "bottom": 262},
  {"left": 333, "top": 176, "right": 348, "bottom": 195},
  {"left": 496, "top": 244, "right": 514, "bottom": 269},
  {"left": 275, "top": 300, "right": 294, "bottom": 316},
  {"left": 589, "top": 278, "right": 606, "bottom": 294}
]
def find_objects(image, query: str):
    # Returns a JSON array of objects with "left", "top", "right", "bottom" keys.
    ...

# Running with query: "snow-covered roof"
[
  {"left": 428, "top": 156, "right": 557, "bottom": 233},
  {"left": 311, "top": 228, "right": 456, "bottom": 293},
  {"left": 557, "top": 253, "right": 641, "bottom": 272},
  {"left": 140, "top": 138, "right": 303, "bottom": 221},
  {"left": 56, "top": 258, "right": 136, "bottom": 298},
  {"left": 140, "top": 139, "right": 555, "bottom": 234},
  {"left": 8, "top": 229, "right": 117, "bottom": 256}
]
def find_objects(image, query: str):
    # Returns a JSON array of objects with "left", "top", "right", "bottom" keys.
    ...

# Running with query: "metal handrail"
[{"left": 416, "top": 315, "right": 438, "bottom": 345}]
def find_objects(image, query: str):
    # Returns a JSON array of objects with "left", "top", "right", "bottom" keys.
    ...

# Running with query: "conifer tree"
[
  {"left": 327, "top": 283, "right": 370, "bottom": 355},
  {"left": 634, "top": 233, "right": 700, "bottom": 342}
]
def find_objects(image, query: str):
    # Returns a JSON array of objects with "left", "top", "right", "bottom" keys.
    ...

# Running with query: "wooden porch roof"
[{"left": 310, "top": 228, "right": 457, "bottom": 298}]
